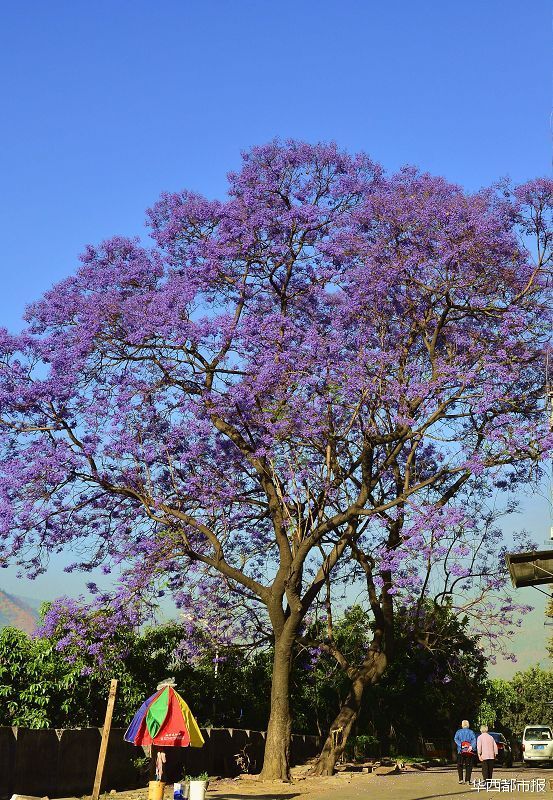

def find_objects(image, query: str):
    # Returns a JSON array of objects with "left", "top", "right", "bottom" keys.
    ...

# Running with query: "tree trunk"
[
  {"left": 259, "top": 629, "right": 295, "bottom": 780},
  {"left": 311, "top": 650, "right": 386, "bottom": 776},
  {"left": 312, "top": 678, "right": 364, "bottom": 775}
]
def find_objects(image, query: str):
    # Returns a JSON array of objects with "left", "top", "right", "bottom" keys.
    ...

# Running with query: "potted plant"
[{"left": 183, "top": 772, "right": 209, "bottom": 800}]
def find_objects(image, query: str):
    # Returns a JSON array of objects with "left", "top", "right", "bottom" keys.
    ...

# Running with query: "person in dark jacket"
[{"left": 453, "top": 720, "right": 477, "bottom": 784}]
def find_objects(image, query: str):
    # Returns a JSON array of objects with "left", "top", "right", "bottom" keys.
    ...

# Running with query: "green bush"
[
  {"left": 344, "top": 734, "right": 380, "bottom": 760},
  {"left": 183, "top": 772, "right": 209, "bottom": 782}
]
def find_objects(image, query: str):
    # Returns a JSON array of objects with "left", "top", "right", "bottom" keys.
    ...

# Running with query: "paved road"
[
  {"left": 207, "top": 765, "right": 553, "bottom": 800},
  {"left": 307, "top": 765, "right": 553, "bottom": 800}
]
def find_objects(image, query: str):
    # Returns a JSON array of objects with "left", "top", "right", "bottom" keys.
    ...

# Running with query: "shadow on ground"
[
  {"left": 211, "top": 795, "right": 301, "bottom": 799},
  {"left": 408, "top": 794, "right": 476, "bottom": 800}
]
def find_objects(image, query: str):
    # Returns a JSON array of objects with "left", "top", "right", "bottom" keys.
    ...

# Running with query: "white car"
[{"left": 522, "top": 726, "right": 553, "bottom": 765}]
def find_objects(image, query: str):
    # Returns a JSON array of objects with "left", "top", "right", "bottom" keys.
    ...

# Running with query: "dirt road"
[
  {"left": 206, "top": 765, "right": 553, "bottom": 799},
  {"left": 87, "top": 765, "right": 553, "bottom": 800}
]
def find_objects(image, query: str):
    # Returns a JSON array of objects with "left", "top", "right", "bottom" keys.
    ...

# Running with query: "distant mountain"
[{"left": 0, "top": 590, "right": 40, "bottom": 634}]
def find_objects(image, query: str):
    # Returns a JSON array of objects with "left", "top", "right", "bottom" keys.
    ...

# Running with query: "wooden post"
[{"left": 92, "top": 678, "right": 118, "bottom": 800}]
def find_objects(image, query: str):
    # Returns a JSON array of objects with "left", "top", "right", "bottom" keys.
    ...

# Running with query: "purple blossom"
[{"left": 0, "top": 142, "right": 550, "bottom": 773}]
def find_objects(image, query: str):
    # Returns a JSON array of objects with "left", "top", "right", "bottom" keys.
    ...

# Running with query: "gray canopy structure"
[{"left": 505, "top": 550, "right": 553, "bottom": 589}]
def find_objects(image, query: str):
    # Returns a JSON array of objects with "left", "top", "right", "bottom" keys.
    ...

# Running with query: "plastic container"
[
  {"left": 188, "top": 779, "right": 208, "bottom": 800},
  {"left": 148, "top": 780, "right": 166, "bottom": 800}
]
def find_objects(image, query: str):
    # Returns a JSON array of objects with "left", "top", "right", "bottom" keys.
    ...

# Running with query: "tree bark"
[
  {"left": 259, "top": 627, "right": 296, "bottom": 780},
  {"left": 311, "top": 650, "right": 387, "bottom": 776}
]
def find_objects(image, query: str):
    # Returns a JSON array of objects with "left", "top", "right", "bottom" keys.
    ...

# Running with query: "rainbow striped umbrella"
[{"left": 124, "top": 686, "right": 205, "bottom": 748}]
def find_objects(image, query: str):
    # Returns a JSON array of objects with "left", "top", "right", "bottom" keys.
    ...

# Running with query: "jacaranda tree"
[
  {"left": 302, "top": 484, "right": 534, "bottom": 774},
  {"left": 0, "top": 142, "right": 551, "bottom": 778}
]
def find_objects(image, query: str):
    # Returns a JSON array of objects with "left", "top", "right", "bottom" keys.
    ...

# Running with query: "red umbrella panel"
[{"left": 124, "top": 686, "right": 204, "bottom": 748}]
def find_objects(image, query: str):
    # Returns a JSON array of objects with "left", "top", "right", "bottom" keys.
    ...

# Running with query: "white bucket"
[{"left": 188, "top": 780, "right": 208, "bottom": 800}]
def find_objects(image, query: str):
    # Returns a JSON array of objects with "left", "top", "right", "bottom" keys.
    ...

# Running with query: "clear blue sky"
[
  {"left": 1, "top": 0, "right": 552, "bottom": 335},
  {"left": 1, "top": 1, "right": 552, "bottom": 673}
]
